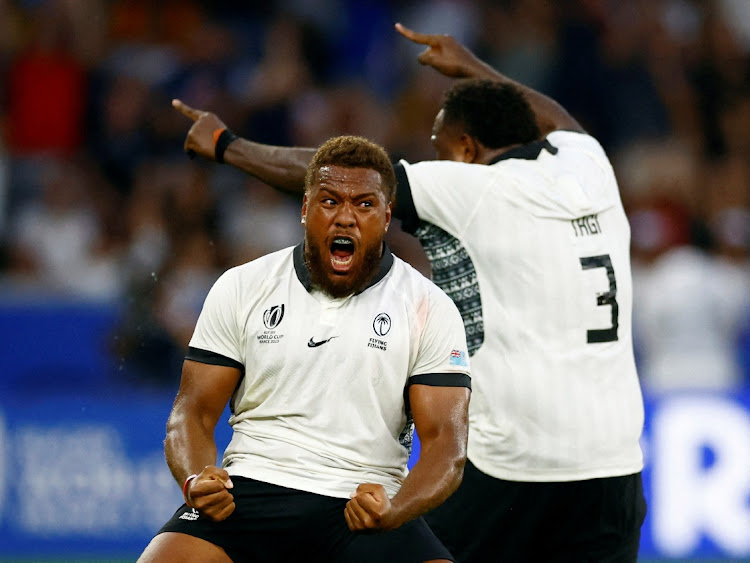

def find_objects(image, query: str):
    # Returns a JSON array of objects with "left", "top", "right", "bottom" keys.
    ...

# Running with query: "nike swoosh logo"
[{"left": 307, "top": 336, "right": 338, "bottom": 348}]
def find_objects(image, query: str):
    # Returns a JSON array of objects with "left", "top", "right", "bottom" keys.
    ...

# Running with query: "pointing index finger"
[
  {"left": 172, "top": 98, "right": 203, "bottom": 122},
  {"left": 394, "top": 22, "right": 433, "bottom": 45}
]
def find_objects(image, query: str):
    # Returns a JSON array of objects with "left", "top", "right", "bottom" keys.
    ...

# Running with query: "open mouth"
[{"left": 330, "top": 236, "right": 355, "bottom": 272}]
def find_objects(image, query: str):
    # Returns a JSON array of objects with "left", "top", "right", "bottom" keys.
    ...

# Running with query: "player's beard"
[{"left": 305, "top": 240, "right": 383, "bottom": 299}]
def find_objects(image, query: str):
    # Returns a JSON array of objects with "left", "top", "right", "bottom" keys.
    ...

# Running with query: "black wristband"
[{"left": 215, "top": 129, "right": 239, "bottom": 164}]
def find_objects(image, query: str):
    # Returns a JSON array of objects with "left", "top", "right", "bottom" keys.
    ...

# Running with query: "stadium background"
[{"left": 0, "top": 0, "right": 748, "bottom": 561}]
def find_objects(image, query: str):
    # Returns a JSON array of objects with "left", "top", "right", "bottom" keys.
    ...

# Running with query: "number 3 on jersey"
[{"left": 580, "top": 254, "right": 618, "bottom": 343}]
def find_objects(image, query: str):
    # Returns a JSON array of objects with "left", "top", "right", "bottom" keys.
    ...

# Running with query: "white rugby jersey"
[
  {"left": 186, "top": 243, "right": 471, "bottom": 498},
  {"left": 395, "top": 130, "right": 644, "bottom": 482}
]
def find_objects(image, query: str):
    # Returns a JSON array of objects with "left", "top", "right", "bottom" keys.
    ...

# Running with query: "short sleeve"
[
  {"left": 188, "top": 269, "right": 244, "bottom": 368},
  {"left": 409, "top": 287, "right": 471, "bottom": 389},
  {"left": 397, "top": 159, "right": 494, "bottom": 237}
]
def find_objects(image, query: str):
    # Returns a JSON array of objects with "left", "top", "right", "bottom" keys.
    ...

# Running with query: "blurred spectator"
[
  {"left": 217, "top": 176, "right": 303, "bottom": 265},
  {"left": 112, "top": 228, "right": 221, "bottom": 388},
  {"left": 710, "top": 204, "right": 750, "bottom": 384},
  {"left": 5, "top": 158, "right": 123, "bottom": 299},
  {"left": 711, "top": 206, "right": 750, "bottom": 268},
  {"left": 474, "top": 0, "right": 558, "bottom": 94},
  {"left": 153, "top": 230, "right": 221, "bottom": 350},
  {"left": 88, "top": 74, "right": 152, "bottom": 195},
  {"left": 112, "top": 158, "right": 223, "bottom": 386},
  {"left": 122, "top": 161, "right": 172, "bottom": 281},
  {"left": 113, "top": 229, "right": 220, "bottom": 388},
  {"left": 235, "top": 14, "right": 317, "bottom": 146},
  {"left": 0, "top": 121, "right": 8, "bottom": 241},
  {"left": 555, "top": 0, "right": 673, "bottom": 152},
  {"left": 688, "top": 2, "right": 750, "bottom": 159},
  {"left": 6, "top": 2, "right": 86, "bottom": 156},
  {"left": 631, "top": 199, "right": 749, "bottom": 393}
]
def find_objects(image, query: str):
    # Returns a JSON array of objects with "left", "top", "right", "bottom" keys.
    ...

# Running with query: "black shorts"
[
  {"left": 158, "top": 476, "right": 455, "bottom": 563},
  {"left": 424, "top": 460, "right": 647, "bottom": 563}
]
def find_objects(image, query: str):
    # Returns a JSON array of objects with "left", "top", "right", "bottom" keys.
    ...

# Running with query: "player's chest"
[{"left": 242, "top": 288, "right": 412, "bottom": 369}]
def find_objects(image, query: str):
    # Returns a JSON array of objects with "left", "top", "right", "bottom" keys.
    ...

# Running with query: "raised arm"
[
  {"left": 165, "top": 359, "right": 242, "bottom": 522},
  {"left": 172, "top": 99, "right": 315, "bottom": 194},
  {"left": 395, "top": 22, "right": 583, "bottom": 135},
  {"left": 344, "top": 384, "right": 470, "bottom": 531}
]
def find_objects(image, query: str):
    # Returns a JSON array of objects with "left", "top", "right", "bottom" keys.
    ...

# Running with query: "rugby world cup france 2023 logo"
[
  {"left": 259, "top": 304, "right": 285, "bottom": 344},
  {"left": 263, "top": 305, "right": 285, "bottom": 330}
]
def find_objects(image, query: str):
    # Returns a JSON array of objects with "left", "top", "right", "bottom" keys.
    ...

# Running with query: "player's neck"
[{"left": 479, "top": 143, "right": 522, "bottom": 165}]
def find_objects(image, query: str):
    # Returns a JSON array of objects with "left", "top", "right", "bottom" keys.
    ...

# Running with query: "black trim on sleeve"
[
  {"left": 408, "top": 372, "right": 472, "bottom": 390},
  {"left": 393, "top": 162, "right": 420, "bottom": 234},
  {"left": 186, "top": 347, "right": 244, "bottom": 373},
  {"left": 404, "top": 373, "right": 471, "bottom": 418}
]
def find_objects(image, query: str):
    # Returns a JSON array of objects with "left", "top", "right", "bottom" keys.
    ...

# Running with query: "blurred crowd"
[{"left": 0, "top": 0, "right": 748, "bottom": 392}]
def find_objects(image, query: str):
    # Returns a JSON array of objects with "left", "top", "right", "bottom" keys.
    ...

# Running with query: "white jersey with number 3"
[{"left": 397, "top": 130, "right": 644, "bottom": 481}]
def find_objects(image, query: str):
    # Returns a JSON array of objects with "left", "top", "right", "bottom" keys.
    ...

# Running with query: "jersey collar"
[
  {"left": 489, "top": 138, "right": 558, "bottom": 164},
  {"left": 293, "top": 241, "right": 394, "bottom": 295}
]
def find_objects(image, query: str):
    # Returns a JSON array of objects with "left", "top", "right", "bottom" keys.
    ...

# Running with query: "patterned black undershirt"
[{"left": 414, "top": 221, "right": 484, "bottom": 356}]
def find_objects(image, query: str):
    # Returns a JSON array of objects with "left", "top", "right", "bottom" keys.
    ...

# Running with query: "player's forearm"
[
  {"left": 389, "top": 437, "right": 466, "bottom": 527},
  {"left": 223, "top": 139, "right": 315, "bottom": 195},
  {"left": 164, "top": 413, "right": 219, "bottom": 486}
]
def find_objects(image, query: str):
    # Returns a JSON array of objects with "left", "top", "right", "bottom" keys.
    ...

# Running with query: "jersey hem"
[
  {"left": 225, "top": 466, "right": 402, "bottom": 499},
  {"left": 468, "top": 456, "right": 644, "bottom": 483}
]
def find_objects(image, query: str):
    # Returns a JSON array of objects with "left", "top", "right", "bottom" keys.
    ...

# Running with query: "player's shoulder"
[
  {"left": 400, "top": 157, "right": 494, "bottom": 182},
  {"left": 548, "top": 130, "right": 607, "bottom": 157},
  {"left": 389, "top": 254, "right": 458, "bottom": 308},
  {"left": 389, "top": 253, "right": 430, "bottom": 287},
  {"left": 219, "top": 246, "right": 295, "bottom": 287}
]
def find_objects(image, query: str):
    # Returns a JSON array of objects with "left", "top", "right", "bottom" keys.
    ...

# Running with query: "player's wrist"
[
  {"left": 213, "top": 128, "right": 239, "bottom": 163},
  {"left": 182, "top": 474, "right": 199, "bottom": 508}
]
